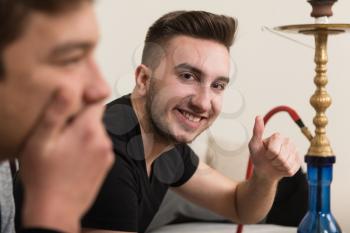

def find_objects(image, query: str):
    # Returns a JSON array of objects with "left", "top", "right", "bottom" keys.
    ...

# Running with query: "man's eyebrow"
[
  {"left": 175, "top": 63, "right": 230, "bottom": 84},
  {"left": 215, "top": 76, "right": 230, "bottom": 84},
  {"left": 49, "top": 41, "right": 94, "bottom": 57},
  {"left": 174, "top": 63, "right": 203, "bottom": 77}
]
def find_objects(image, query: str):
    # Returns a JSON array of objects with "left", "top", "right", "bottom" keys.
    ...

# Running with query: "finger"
[
  {"left": 274, "top": 148, "right": 300, "bottom": 176},
  {"left": 288, "top": 153, "right": 302, "bottom": 176},
  {"left": 72, "top": 103, "right": 105, "bottom": 127},
  {"left": 265, "top": 133, "right": 284, "bottom": 160},
  {"left": 249, "top": 116, "right": 265, "bottom": 153},
  {"left": 276, "top": 138, "right": 293, "bottom": 166},
  {"left": 252, "top": 116, "right": 264, "bottom": 142},
  {"left": 21, "top": 89, "right": 75, "bottom": 149},
  {"left": 69, "top": 103, "right": 106, "bottom": 140}
]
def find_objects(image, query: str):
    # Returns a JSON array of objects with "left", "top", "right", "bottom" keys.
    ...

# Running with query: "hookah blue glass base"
[{"left": 298, "top": 156, "right": 341, "bottom": 233}]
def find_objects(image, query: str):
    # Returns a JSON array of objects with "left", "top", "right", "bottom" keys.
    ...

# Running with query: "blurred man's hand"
[{"left": 19, "top": 89, "right": 114, "bottom": 233}]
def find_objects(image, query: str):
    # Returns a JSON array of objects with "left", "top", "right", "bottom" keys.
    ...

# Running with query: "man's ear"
[{"left": 134, "top": 64, "right": 152, "bottom": 96}]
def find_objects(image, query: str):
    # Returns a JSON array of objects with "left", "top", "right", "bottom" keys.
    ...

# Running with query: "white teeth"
[{"left": 182, "top": 111, "right": 201, "bottom": 123}]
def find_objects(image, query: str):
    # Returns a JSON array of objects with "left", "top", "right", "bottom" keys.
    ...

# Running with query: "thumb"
[{"left": 249, "top": 116, "right": 265, "bottom": 153}]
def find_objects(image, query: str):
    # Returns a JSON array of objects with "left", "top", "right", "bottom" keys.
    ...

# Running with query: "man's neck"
[{"left": 130, "top": 93, "right": 174, "bottom": 170}]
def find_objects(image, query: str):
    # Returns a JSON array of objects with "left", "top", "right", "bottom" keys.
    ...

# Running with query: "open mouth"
[{"left": 177, "top": 109, "right": 203, "bottom": 123}]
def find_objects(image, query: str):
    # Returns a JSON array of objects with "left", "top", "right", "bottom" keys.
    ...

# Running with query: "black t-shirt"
[{"left": 81, "top": 94, "right": 199, "bottom": 233}]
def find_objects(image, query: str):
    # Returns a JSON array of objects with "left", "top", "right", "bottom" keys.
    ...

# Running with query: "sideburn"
[{"left": 145, "top": 78, "right": 176, "bottom": 144}]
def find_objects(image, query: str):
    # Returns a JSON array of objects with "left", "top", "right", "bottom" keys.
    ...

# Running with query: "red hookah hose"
[{"left": 236, "top": 106, "right": 309, "bottom": 233}]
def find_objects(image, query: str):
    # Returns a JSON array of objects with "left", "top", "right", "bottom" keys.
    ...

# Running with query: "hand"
[
  {"left": 19, "top": 89, "right": 114, "bottom": 233},
  {"left": 248, "top": 116, "right": 301, "bottom": 182}
]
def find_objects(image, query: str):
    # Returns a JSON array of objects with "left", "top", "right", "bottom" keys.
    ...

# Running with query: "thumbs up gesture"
[{"left": 248, "top": 116, "right": 302, "bottom": 181}]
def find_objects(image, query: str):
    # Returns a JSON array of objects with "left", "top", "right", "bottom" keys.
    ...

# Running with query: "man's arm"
[{"left": 172, "top": 116, "right": 301, "bottom": 224}]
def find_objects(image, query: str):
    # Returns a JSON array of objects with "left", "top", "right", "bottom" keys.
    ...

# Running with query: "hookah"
[{"left": 237, "top": 0, "right": 347, "bottom": 232}]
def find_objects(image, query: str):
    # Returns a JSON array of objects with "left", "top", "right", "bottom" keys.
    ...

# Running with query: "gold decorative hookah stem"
[
  {"left": 307, "top": 31, "right": 334, "bottom": 157},
  {"left": 276, "top": 0, "right": 350, "bottom": 157}
]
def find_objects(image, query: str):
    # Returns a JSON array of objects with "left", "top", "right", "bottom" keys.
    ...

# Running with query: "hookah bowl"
[{"left": 308, "top": 0, "right": 337, "bottom": 17}]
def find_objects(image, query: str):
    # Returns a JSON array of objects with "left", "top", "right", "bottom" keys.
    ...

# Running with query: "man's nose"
[
  {"left": 190, "top": 86, "right": 212, "bottom": 113},
  {"left": 83, "top": 58, "right": 110, "bottom": 103}
]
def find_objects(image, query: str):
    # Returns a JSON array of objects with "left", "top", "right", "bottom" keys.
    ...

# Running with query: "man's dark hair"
[
  {"left": 0, "top": 0, "right": 93, "bottom": 77},
  {"left": 141, "top": 10, "right": 237, "bottom": 69}
]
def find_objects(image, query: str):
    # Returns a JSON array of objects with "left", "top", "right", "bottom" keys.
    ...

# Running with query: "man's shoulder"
[
  {"left": 174, "top": 143, "right": 194, "bottom": 155},
  {"left": 106, "top": 94, "right": 132, "bottom": 108},
  {"left": 105, "top": 94, "right": 134, "bottom": 118},
  {"left": 103, "top": 94, "right": 140, "bottom": 138}
]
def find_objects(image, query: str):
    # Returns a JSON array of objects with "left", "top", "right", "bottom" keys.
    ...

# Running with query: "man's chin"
[
  {"left": 172, "top": 132, "right": 199, "bottom": 144},
  {"left": 152, "top": 122, "right": 200, "bottom": 144}
]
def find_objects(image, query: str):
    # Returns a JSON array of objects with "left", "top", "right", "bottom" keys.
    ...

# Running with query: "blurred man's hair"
[{"left": 0, "top": 0, "right": 93, "bottom": 77}]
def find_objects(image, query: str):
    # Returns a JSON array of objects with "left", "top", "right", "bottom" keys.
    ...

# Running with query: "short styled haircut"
[
  {"left": 141, "top": 10, "right": 237, "bottom": 69},
  {"left": 0, "top": 0, "right": 93, "bottom": 77}
]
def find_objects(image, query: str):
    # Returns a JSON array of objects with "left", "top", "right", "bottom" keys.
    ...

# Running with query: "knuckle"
[
  {"left": 100, "top": 138, "right": 113, "bottom": 154},
  {"left": 248, "top": 140, "right": 253, "bottom": 148},
  {"left": 292, "top": 152, "right": 299, "bottom": 162},
  {"left": 287, "top": 168, "right": 296, "bottom": 176},
  {"left": 271, "top": 159, "right": 281, "bottom": 167},
  {"left": 297, "top": 156, "right": 302, "bottom": 165},
  {"left": 95, "top": 134, "right": 113, "bottom": 153},
  {"left": 82, "top": 124, "right": 97, "bottom": 141},
  {"left": 98, "top": 143, "right": 115, "bottom": 167},
  {"left": 248, "top": 141, "right": 257, "bottom": 153},
  {"left": 248, "top": 144, "right": 254, "bottom": 154},
  {"left": 105, "top": 151, "right": 115, "bottom": 167},
  {"left": 248, "top": 137, "right": 256, "bottom": 147},
  {"left": 85, "top": 139, "right": 114, "bottom": 168},
  {"left": 271, "top": 133, "right": 281, "bottom": 140},
  {"left": 289, "top": 146, "right": 297, "bottom": 157},
  {"left": 286, "top": 152, "right": 293, "bottom": 164},
  {"left": 278, "top": 156, "right": 287, "bottom": 165},
  {"left": 268, "top": 145, "right": 279, "bottom": 156},
  {"left": 284, "top": 138, "right": 292, "bottom": 146}
]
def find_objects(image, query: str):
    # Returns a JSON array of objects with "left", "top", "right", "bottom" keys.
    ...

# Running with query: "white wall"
[{"left": 95, "top": 0, "right": 350, "bottom": 231}]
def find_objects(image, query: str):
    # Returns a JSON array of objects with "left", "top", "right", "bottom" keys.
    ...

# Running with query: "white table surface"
[{"left": 149, "top": 223, "right": 297, "bottom": 233}]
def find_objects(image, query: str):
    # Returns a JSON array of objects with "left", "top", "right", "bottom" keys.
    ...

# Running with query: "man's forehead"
[
  {"left": 22, "top": 3, "right": 99, "bottom": 47},
  {"left": 164, "top": 36, "right": 230, "bottom": 76}
]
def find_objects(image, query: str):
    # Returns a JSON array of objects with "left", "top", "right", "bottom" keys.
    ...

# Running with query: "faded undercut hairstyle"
[
  {"left": 141, "top": 10, "right": 237, "bottom": 70},
  {"left": 0, "top": 0, "right": 93, "bottom": 78}
]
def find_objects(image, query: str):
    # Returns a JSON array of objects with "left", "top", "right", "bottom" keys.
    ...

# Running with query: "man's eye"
[
  {"left": 212, "top": 82, "right": 227, "bottom": 90},
  {"left": 180, "top": 72, "right": 196, "bottom": 80},
  {"left": 54, "top": 54, "right": 85, "bottom": 67},
  {"left": 59, "top": 57, "right": 83, "bottom": 66}
]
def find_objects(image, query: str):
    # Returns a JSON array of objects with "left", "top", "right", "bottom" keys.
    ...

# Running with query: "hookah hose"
[{"left": 235, "top": 105, "right": 312, "bottom": 233}]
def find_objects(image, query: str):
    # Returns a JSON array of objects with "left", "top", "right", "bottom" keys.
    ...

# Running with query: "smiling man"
[
  {"left": 81, "top": 11, "right": 302, "bottom": 233},
  {"left": 0, "top": 0, "right": 114, "bottom": 232}
]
